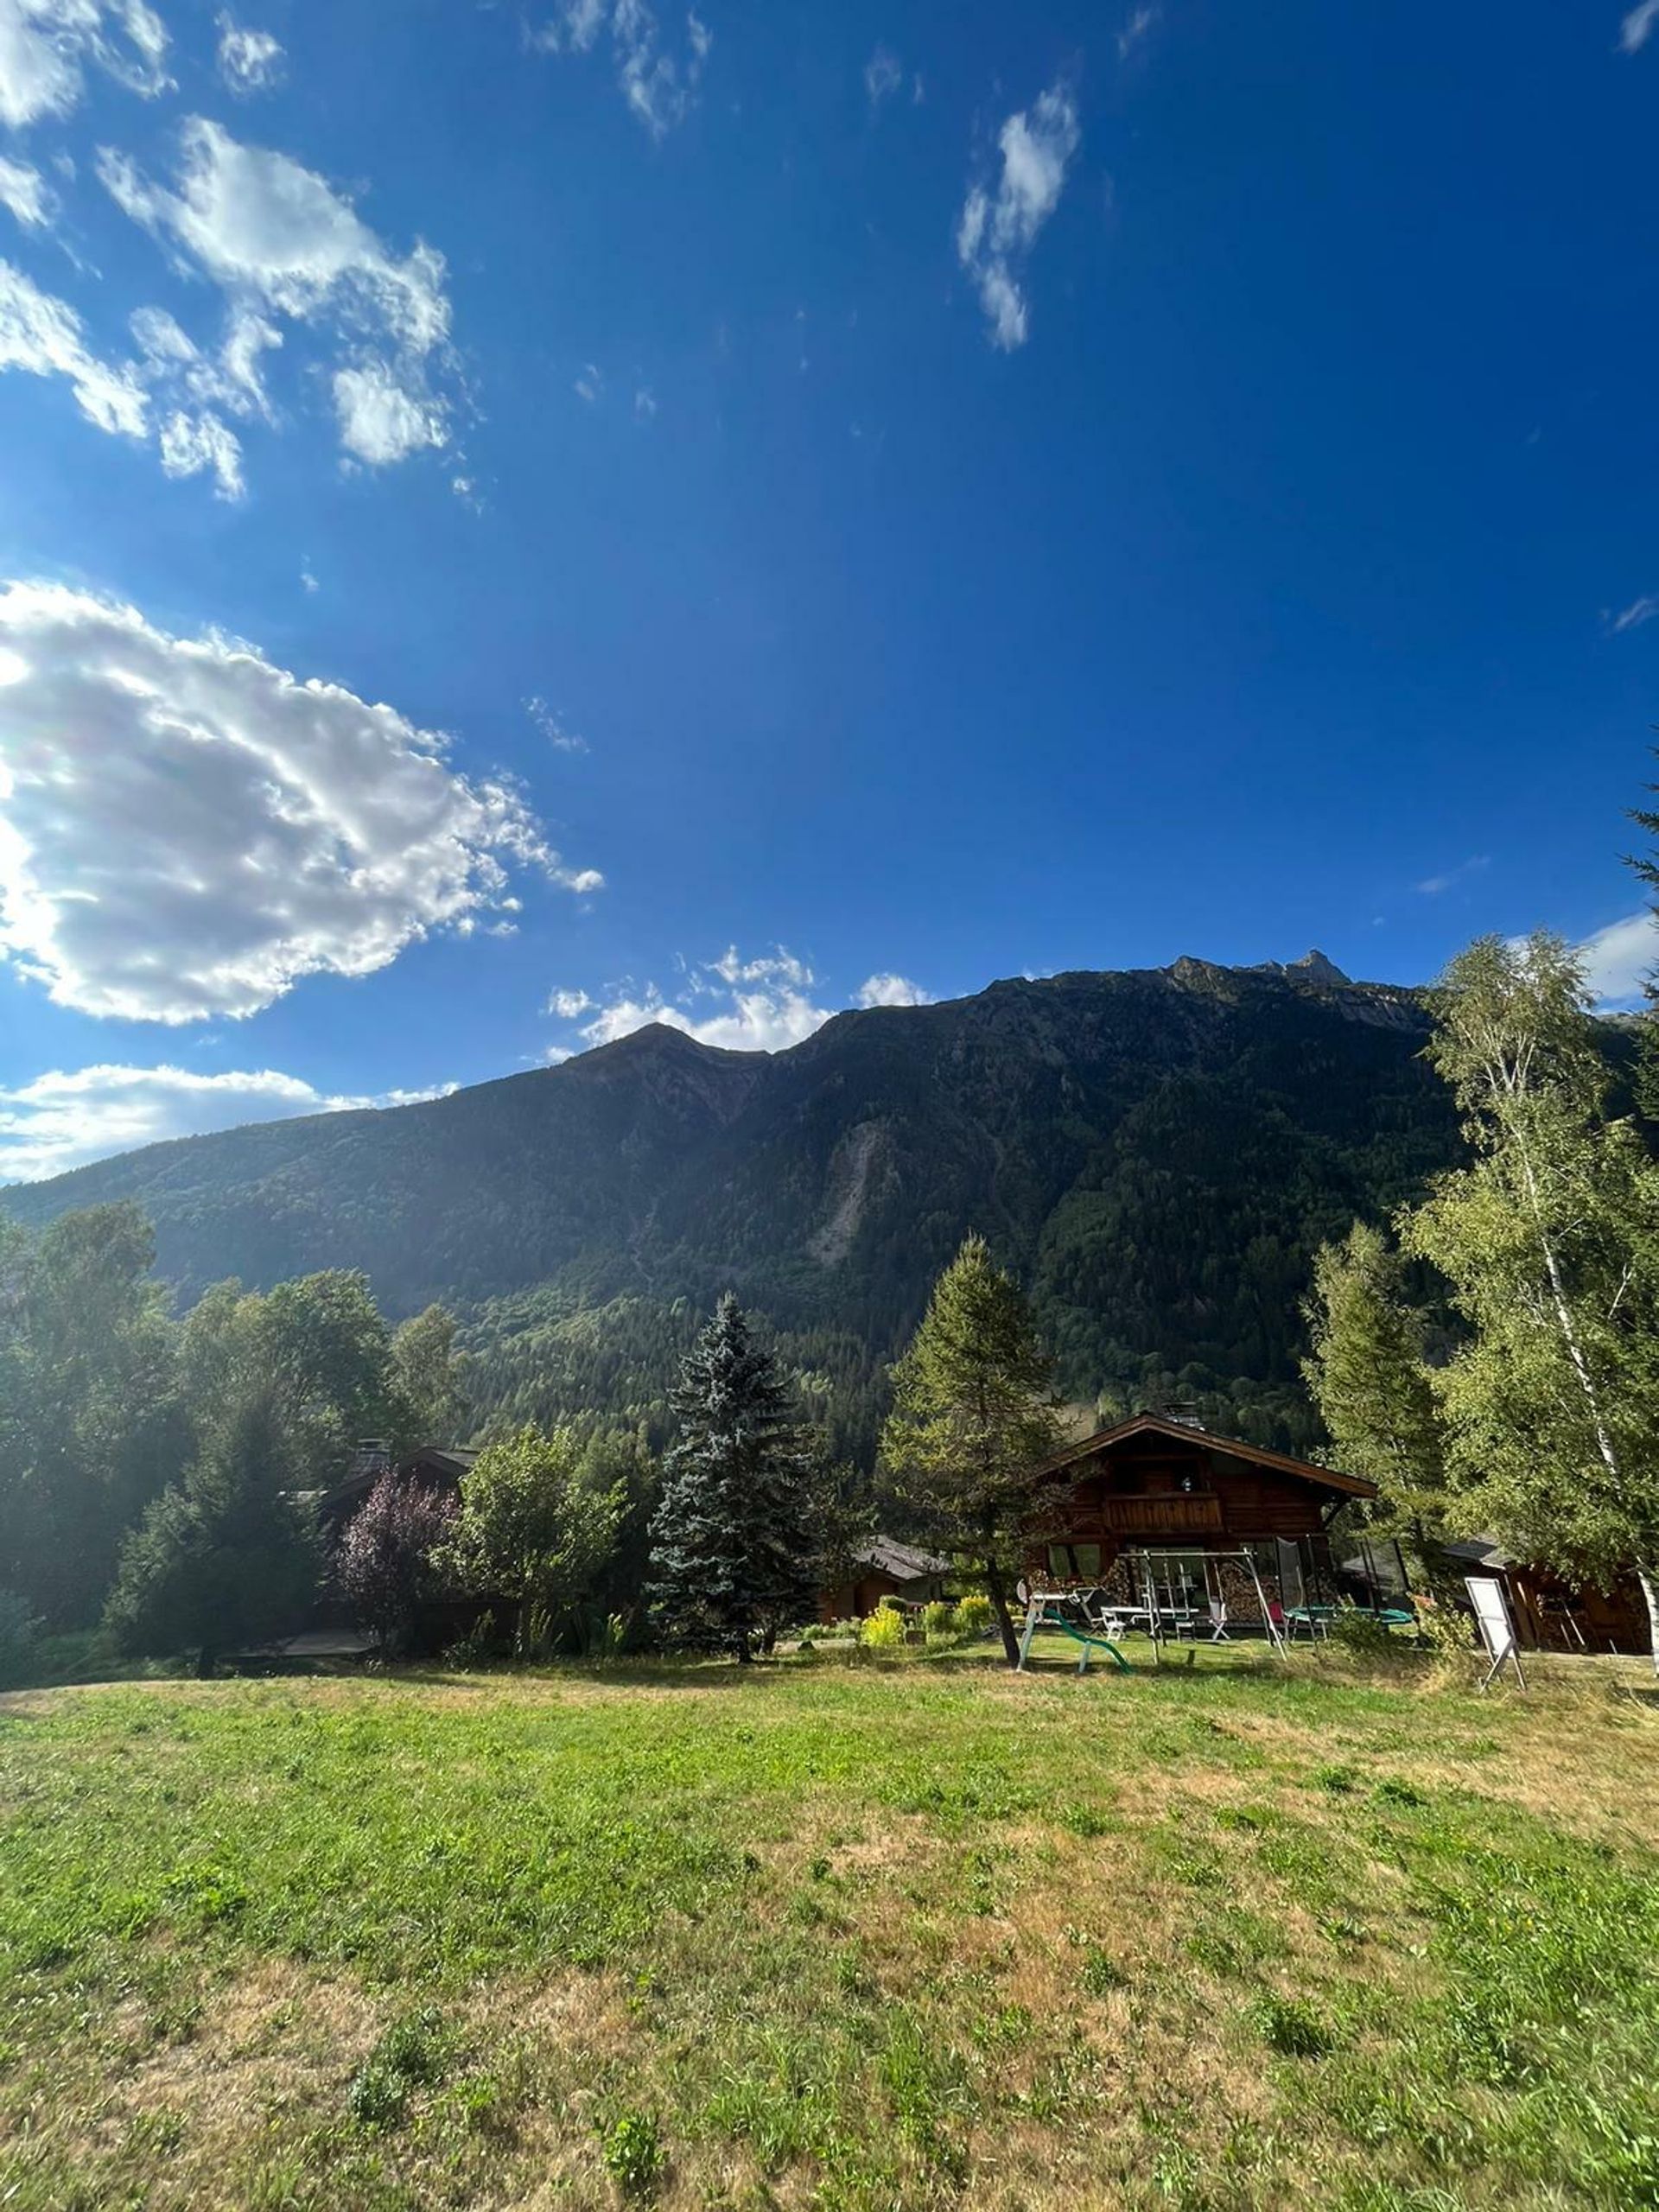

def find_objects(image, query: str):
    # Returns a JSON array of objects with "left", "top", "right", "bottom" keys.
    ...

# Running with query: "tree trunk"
[
  {"left": 1639, "top": 1569, "right": 1659, "bottom": 1681},
  {"left": 195, "top": 1644, "right": 218, "bottom": 1681},
  {"left": 984, "top": 1555, "right": 1021, "bottom": 1669}
]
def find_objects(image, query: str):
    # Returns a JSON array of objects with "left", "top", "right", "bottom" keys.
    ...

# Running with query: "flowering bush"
[{"left": 336, "top": 1474, "right": 457, "bottom": 1653}]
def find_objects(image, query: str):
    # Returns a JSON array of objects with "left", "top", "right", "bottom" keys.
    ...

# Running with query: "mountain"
[{"left": 3, "top": 954, "right": 1462, "bottom": 1456}]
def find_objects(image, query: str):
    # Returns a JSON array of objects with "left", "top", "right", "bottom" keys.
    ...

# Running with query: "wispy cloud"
[
  {"left": 525, "top": 695, "right": 588, "bottom": 752},
  {"left": 215, "top": 12, "right": 283, "bottom": 94},
  {"left": 1619, "top": 0, "right": 1659, "bottom": 53},
  {"left": 956, "top": 80, "right": 1082, "bottom": 350},
  {"left": 1116, "top": 5, "right": 1160, "bottom": 59},
  {"left": 1605, "top": 593, "right": 1659, "bottom": 635},
  {"left": 532, "top": 2, "right": 711, "bottom": 137},
  {"left": 0, "top": 156, "right": 51, "bottom": 229},
  {"left": 864, "top": 43, "right": 902, "bottom": 109},
  {"left": 574, "top": 361, "right": 602, "bottom": 403},
  {"left": 1415, "top": 855, "right": 1490, "bottom": 897},
  {"left": 0, "top": 1063, "right": 455, "bottom": 1185}
]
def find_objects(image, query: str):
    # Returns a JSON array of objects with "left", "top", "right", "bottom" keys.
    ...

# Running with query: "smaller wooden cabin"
[
  {"left": 1020, "top": 1412, "right": 1376, "bottom": 1624},
  {"left": 818, "top": 1537, "right": 953, "bottom": 1622},
  {"left": 1435, "top": 1536, "right": 1650, "bottom": 1656}
]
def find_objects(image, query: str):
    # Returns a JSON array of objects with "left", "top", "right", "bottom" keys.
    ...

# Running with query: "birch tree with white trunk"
[{"left": 1401, "top": 934, "right": 1659, "bottom": 1669}]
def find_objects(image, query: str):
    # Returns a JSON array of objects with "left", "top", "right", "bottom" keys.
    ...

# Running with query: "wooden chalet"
[
  {"left": 1020, "top": 1412, "right": 1376, "bottom": 1626},
  {"left": 817, "top": 1536, "right": 953, "bottom": 1623}
]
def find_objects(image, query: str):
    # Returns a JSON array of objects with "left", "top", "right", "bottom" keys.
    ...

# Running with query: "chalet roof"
[
  {"left": 856, "top": 1535, "right": 952, "bottom": 1582},
  {"left": 1027, "top": 1411, "right": 1377, "bottom": 1501},
  {"left": 317, "top": 1442, "right": 478, "bottom": 1520}
]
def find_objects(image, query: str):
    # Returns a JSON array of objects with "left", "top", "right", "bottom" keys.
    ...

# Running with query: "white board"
[{"left": 1465, "top": 1575, "right": 1525, "bottom": 1687}]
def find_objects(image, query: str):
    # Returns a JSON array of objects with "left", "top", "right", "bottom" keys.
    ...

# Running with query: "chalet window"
[{"left": 1047, "top": 1543, "right": 1103, "bottom": 1580}]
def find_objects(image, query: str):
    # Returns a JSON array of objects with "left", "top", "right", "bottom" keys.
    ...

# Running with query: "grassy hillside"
[{"left": 2, "top": 1652, "right": 1656, "bottom": 2209}]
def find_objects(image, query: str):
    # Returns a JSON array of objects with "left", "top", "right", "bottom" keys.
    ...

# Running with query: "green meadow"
[{"left": 2, "top": 1647, "right": 1656, "bottom": 2211}]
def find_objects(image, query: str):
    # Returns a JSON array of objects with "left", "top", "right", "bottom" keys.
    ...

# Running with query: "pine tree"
[
  {"left": 104, "top": 1383, "right": 320, "bottom": 1676},
  {"left": 1400, "top": 933, "right": 1659, "bottom": 1667},
  {"left": 880, "top": 1233, "right": 1064, "bottom": 1668},
  {"left": 1301, "top": 1222, "right": 1446, "bottom": 1548},
  {"left": 646, "top": 1295, "right": 816, "bottom": 1661}
]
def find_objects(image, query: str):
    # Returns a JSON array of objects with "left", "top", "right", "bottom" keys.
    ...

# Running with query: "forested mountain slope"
[{"left": 3, "top": 955, "right": 1462, "bottom": 1454}]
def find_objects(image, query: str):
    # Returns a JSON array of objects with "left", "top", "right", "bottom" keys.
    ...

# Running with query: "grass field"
[{"left": 2, "top": 1643, "right": 1657, "bottom": 2212}]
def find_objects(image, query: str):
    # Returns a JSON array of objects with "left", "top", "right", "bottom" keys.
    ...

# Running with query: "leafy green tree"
[
  {"left": 439, "top": 1424, "right": 622, "bottom": 1653},
  {"left": 387, "top": 1303, "right": 468, "bottom": 1452},
  {"left": 1401, "top": 934, "right": 1659, "bottom": 1663},
  {"left": 646, "top": 1295, "right": 817, "bottom": 1661},
  {"left": 1302, "top": 1221, "right": 1447, "bottom": 1548},
  {"left": 880, "top": 1233, "right": 1064, "bottom": 1668},
  {"left": 1, "top": 1204, "right": 186, "bottom": 1626},
  {"left": 258, "top": 1270, "right": 396, "bottom": 1474},
  {"left": 104, "top": 1384, "right": 320, "bottom": 1675}
]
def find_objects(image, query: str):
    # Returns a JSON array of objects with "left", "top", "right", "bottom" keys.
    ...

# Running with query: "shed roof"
[{"left": 1027, "top": 1411, "right": 1377, "bottom": 1500}]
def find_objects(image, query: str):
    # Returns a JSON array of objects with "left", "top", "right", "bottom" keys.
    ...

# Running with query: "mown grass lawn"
[{"left": 2, "top": 1645, "right": 1657, "bottom": 2212}]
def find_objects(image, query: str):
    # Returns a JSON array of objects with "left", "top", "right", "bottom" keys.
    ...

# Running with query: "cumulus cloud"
[
  {"left": 956, "top": 80, "right": 1081, "bottom": 350},
  {"left": 1578, "top": 912, "right": 1658, "bottom": 1007},
  {"left": 0, "top": 0, "right": 168, "bottom": 130},
  {"left": 98, "top": 118, "right": 453, "bottom": 467},
  {"left": 215, "top": 10, "right": 283, "bottom": 93},
  {"left": 856, "top": 972, "right": 931, "bottom": 1008},
  {"left": 533, "top": 1, "right": 711, "bottom": 137},
  {"left": 550, "top": 949, "right": 934, "bottom": 1056},
  {"left": 1620, "top": 0, "right": 1659, "bottom": 53},
  {"left": 156, "top": 404, "right": 243, "bottom": 495},
  {"left": 0, "top": 153, "right": 50, "bottom": 227},
  {"left": 0, "top": 256, "right": 148, "bottom": 435},
  {"left": 0, "top": 1062, "right": 455, "bottom": 1184},
  {"left": 0, "top": 580, "right": 602, "bottom": 1022}
]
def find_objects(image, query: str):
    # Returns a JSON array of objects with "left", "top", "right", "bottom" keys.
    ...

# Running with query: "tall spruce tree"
[
  {"left": 880, "top": 1233, "right": 1064, "bottom": 1668},
  {"left": 646, "top": 1295, "right": 815, "bottom": 1661},
  {"left": 1400, "top": 933, "right": 1659, "bottom": 1667},
  {"left": 104, "top": 1382, "right": 320, "bottom": 1676},
  {"left": 1301, "top": 1221, "right": 1447, "bottom": 1548}
]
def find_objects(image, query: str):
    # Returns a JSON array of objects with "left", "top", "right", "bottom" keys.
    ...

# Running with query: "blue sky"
[{"left": 2, "top": 0, "right": 1657, "bottom": 1179}]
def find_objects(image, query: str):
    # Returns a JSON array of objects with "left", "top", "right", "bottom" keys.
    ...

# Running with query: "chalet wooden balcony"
[{"left": 1100, "top": 1494, "right": 1224, "bottom": 1537}]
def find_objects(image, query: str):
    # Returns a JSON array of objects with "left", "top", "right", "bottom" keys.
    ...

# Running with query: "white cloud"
[
  {"left": 865, "top": 42, "right": 902, "bottom": 108},
  {"left": 574, "top": 361, "right": 602, "bottom": 403},
  {"left": 1415, "top": 855, "right": 1490, "bottom": 897},
  {"left": 333, "top": 360, "right": 446, "bottom": 463},
  {"left": 525, "top": 695, "right": 588, "bottom": 752},
  {"left": 1606, "top": 593, "right": 1659, "bottom": 635},
  {"left": 0, "top": 1062, "right": 455, "bottom": 1184},
  {"left": 215, "top": 10, "right": 283, "bottom": 93},
  {"left": 533, "top": 1, "right": 710, "bottom": 137},
  {"left": 551, "top": 949, "right": 934, "bottom": 1056},
  {"left": 1578, "top": 912, "right": 1657, "bottom": 1007},
  {"left": 0, "top": 0, "right": 168, "bottom": 130},
  {"left": 0, "top": 579, "right": 601, "bottom": 1023},
  {"left": 1116, "top": 5, "right": 1160, "bottom": 59},
  {"left": 0, "top": 154, "right": 50, "bottom": 227},
  {"left": 99, "top": 118, "right": 452, "bottom": 467},
  {"left": 856, "top": 972, "right": 931, "bottom": 1007},
  {"left": 0, "top": 256, "right": 148, "bottom": 435},
  {"left": 156, "top": 404, "right": 243, "bottom": 496},
  {"left": 632, "top": 382, "right": 656, "bottom": 418},
  {"left": 1619, "top": 0, "right": 1659, "bottom": 53},
  {"left": 956, "top": 81, "right": 1081, "bottom": 350}
]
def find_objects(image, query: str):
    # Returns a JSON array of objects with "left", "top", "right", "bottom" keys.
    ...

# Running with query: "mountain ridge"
[{"left": 1, "top": 954, "right": 1460, "bottom": 1455}]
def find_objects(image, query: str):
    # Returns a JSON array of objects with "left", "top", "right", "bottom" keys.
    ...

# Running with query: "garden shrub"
[
  {"left": 859, "top": 1605, "right": 907, "bottom": 1653},
  {"left": 953, "top": 1593, "right": 992, "bottom": 1637},
  {"left": 1327, "top": 1606, "right": 1403, "bottom": 1660}
]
